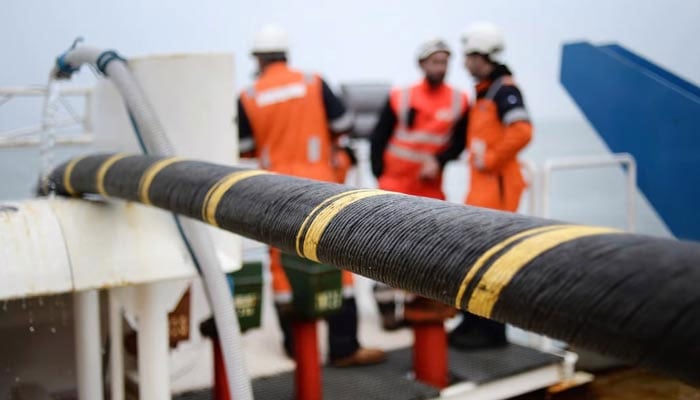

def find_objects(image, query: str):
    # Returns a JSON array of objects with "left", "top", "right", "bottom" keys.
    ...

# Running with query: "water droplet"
[
  {"left": 21, "top": 299, "right": 27, "bottom": 310},
  {"left": 29, "top": 326, "right": 35, "bottom": 333},
  {"left": 38, "top": 297, "right": 44, "bottom": 307},
  {"left": 15, "top": 376, "right": 20, "bottom": 383},
  {"left": 50, "top": 327, "right": 57, "bottom": 334}
]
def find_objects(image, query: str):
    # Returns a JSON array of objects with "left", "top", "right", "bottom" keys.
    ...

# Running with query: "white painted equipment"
[
  {"left": 1, "top": 196, "right": 200, "bottom": 299},
  {"left": 0, "top": 52, "right": 242, "bottom": 399}
]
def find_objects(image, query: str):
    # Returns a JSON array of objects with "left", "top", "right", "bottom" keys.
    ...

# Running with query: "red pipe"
[
  {"left": 413, "top": 323, "right": 449, "bottom": 388},
  {"left": 293, "top": 320, "right": 322, "bottom": 400},
  {"left": 213, "top": 338, "right": 232, "bottom": 400}
]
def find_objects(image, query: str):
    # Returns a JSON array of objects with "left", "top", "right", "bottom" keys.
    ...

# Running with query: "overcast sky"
[{"left": 2, "top": 0, "right": 699, "bottom": 121}]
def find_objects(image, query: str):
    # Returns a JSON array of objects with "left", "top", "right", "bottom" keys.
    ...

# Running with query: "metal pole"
[
  {"left": 541, "top": 163, "right": 551, "bottom": 218},
  {"left": 109, "top": 290, "right": 125, "bottom": 400},
  {"left": 413, "top": 324, "right": 449, "bottom": 388},
  {"left": 74, "top": 290, "right": 104, "bottom": 400},
  {"left": 625, "top": 156, "right": 637, "bottom": 233},
  {"left": 293, "top": 320, "right": 322, "bottom": 400},
  {"left": 136, "top": 283, "right": 171, "bottom": 400}
]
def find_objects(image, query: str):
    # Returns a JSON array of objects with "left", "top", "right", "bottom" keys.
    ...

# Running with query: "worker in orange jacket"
[
  {"left": 371, "top": 39, "right": 469, "bottom": 199},
  {"left": 370, "top": 39, "right": 469, "bottom": 330},
  {"left": 450, "top": 22, "right": 533, "bottom": 349},
  {"left": 238, "top": 25, "right": 384, "bottom": 366}
]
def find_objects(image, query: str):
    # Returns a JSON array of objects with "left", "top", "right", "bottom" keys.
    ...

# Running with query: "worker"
[
  {"left": 370, "top": 39, "right": 469, "bottom": 329},
  {"left": 237, "top": 25, "right": 384, "bottom": 367},
  {"left": 371, "top": 38, "right": 469, "bottom": 199},
  {"left": 449, "top": 22, "right": 533, "bottom": 349}
]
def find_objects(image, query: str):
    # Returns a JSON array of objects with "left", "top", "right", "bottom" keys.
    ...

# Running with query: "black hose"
[{"left": 47, "top": 153, "right": 700, "bottom": 386}]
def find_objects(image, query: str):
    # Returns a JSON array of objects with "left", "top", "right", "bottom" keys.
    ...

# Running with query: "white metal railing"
[
  {"left": 519, "top": 160, "right": 538, "bottom": 217},
  {"left": 0, "top": 85, "right": 94, "bottom": 147},
  {"left": 540, "top": 153, "right": 637, "bottom": 232},
  {"left": 517, "top": 154, "right": 636, "bottom": 357}
]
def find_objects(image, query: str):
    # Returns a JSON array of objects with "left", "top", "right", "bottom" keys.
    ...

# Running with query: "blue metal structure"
[{"left": 561, "top": 42, "right": 700, "bottom": 240}]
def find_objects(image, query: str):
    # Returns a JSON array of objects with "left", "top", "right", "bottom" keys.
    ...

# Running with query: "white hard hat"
[
  {"left": 461, "top": 22, "right": 505, "bottom": 61},
  {"left": 252, "top": 25, "right": 289, "bottom": 55},
  {"left": 417, "top": 38, "right": 451, "bottom": 62}
]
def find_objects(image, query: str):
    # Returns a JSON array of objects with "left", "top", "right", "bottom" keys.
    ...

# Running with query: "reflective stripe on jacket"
[{"left": 379, "top": 80, "right": 467, "bottom": 199}]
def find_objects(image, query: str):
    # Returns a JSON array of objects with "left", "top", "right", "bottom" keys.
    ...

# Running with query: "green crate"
[
  {"left": 228, "top": 261, "right": 263, "bottom": 332},
  {"left": 281, "top": 253, "right": 343, "bottom": 319}
]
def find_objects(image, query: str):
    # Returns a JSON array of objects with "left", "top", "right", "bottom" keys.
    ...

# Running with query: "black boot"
[{"left": 449, "top": 311, "right": 507, "bottom": 351}]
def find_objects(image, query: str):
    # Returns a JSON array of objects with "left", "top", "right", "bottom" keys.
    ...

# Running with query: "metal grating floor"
[
  {"left": 448, "top": 343, "right": 563, "bottom": 384},
  {"left": 175, "top": 344, "right": 562, "bottom": 400}
]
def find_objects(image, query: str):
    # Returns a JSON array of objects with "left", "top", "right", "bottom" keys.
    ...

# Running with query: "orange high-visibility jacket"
[
  {"left": 379, "top": 81, "right": 468, "bottom": 199},
  {"left": 240, "top": 62, "right": 336, "bottom": 183},
  {"left": 240, "top": 62, "right": 353, "bottom": 298},
  {"left": 465, "top": 75, "right": 532, "bottom": 212}
]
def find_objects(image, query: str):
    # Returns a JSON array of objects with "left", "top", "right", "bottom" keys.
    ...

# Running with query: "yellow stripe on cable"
[
  {"left": 301, "top": 189, "right": 387, "bottom": 262},
  {"left": 295, "top": 189, "right": 372, "bottom": 257},
  {"left": 467, "top": 225, "right": 620, "bottom": 318},
  {"left": 96, "top": 153, "right": 129, "bottom": 197},
  {"left": 454, "top": 224, "right": 569, "bottom": 308},
  {"left": 201, "top": 170, "right": 269, "bottom": 226},
  {"left": 138, "top": 157, "right": 186, "bottom": 205},
  {"left": 62, "top": 156, "right": 86, "bottom": 197}
]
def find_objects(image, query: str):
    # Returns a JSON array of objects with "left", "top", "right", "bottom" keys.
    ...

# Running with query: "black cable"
[{"left": 46, "top": 153, "right": 700, "bottom": 386}]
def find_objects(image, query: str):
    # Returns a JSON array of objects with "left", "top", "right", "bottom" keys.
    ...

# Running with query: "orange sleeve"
[{"left": 483, "top": 121, "right": 532, "bottom": 171}]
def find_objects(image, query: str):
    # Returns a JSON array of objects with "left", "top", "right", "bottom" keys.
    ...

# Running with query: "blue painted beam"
[{"left": 561, "top": 42, "right": 700, "bottom": 240}]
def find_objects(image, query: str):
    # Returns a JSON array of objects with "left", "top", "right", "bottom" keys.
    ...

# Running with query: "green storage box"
[
  {"left": 281, "top": 253, "right": 343, "bottom": 319},
  {"left": 229, "top": 261, "right": 263, "bottom": 332}
]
